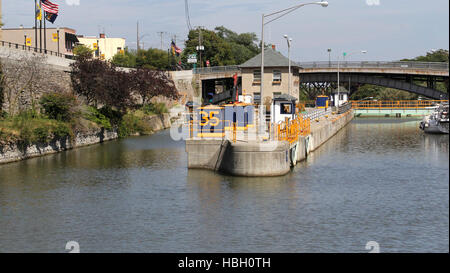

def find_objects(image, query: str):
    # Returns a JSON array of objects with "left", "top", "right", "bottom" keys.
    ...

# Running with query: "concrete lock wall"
[
  {"left": 186, "top": 139, "right": 291, "bottom": 176},
  {"left": 186, "top": 110, "right": 354, "bottom": 177}
]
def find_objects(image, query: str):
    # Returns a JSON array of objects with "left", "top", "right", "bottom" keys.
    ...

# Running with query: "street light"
[
  {"left": 284, "top": 35, "right": 293, "bottom": 96},
  {"left": 337, "top": 50, "right": 367, "bottom": 107},
  {"left": 327, "top": 48, "right": 332, "bottom": 66},
  {"left": 259, "top": 1, "right": 328, "bottom": 133},
  {"left": 57, "top": 27, "right": 60, "bottom": 57}
]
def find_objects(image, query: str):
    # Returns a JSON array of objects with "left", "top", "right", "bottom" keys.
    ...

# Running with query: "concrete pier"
[{"left": 186, "top": 110, "right": 354, "bottom": 177}]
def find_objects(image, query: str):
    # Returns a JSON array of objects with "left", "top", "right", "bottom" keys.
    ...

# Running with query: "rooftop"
[{"left": 239, "top": 47, "right": 300, "bottom": 69}]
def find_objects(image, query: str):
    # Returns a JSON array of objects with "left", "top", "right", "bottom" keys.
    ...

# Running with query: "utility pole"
[
  {"left": 157, "top": 31, "right": 167, "bottom": 50},
  {"left": 197, "top": 27, "right": 204, "bottom": 68},
  {"left": 136, "top": 21, "right": 140, "bottom": 51}
]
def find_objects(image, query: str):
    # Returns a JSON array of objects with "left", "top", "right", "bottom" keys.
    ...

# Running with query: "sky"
[{"left": 2, "top": 0, "right": 449, "bottom": 62}]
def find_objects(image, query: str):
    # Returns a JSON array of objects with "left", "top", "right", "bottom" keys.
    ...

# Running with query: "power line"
[{"left": 185, "top": 0, "right": 192, "bottom": 31}]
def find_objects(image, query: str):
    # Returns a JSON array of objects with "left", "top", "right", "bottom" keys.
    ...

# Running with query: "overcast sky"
[{"left": 2, "top": 0, "right": 449, "bottom": 62}]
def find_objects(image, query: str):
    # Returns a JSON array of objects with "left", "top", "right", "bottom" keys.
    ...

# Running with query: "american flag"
[
  {"left": 171, "top": 41, "right": 182, "bottom": 56},
  {"left": 41, "top": 0, "right": 59, "bottom": 14}
]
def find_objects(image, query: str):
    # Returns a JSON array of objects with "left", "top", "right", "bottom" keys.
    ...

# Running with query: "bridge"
[{"left": 194, "top": 61, "right": 449, "bottom": 100}]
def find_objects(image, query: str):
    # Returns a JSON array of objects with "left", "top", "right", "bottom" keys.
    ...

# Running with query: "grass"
[
  {"left": 0, "top": 112, "right": 72, "bottom": 146},
  {"left": 0, "top": 102, "right": 171, "bottom": 146}
]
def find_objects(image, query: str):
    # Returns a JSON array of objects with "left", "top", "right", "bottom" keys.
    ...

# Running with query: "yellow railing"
[
  {"left": 351, "top": 100, "right": 449, "bottom": 109},
  {"left": 273, "top": 115, "right": 311, "bottom": 144},
  {"left": 189, "top": 115, "right": 311, "bottom": 144}
]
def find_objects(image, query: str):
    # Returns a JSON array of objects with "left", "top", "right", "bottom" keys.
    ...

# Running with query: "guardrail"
[
  {"left": 303, "top": 108, "right": 333, "bottom": 121},
  {"left": 0, "top": 40, "right": 70, "bottom": 59},
  {"left": 351, "top": 100, "right": 449, "bottom": 109}
]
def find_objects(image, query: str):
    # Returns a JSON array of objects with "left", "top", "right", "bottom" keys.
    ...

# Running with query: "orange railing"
[
  {"left": 351, "top": 100, "right": 448, "bottom": 109},
  {"left": 273, "top": 115, "right": 311, "bottom": 144},
  {"left": 189, "top": 113, "right": 311, "bottom": 144}
]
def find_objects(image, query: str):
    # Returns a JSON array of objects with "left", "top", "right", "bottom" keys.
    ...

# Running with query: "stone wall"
[
  {"left": 0, "top": 113, "right": 173, "bottom": 165},
  {"left": 0, "top": 50, "right": 72, "bottom": 115},
  {"left": 0, "top": 127, "right": 117, "bottom": 165}
]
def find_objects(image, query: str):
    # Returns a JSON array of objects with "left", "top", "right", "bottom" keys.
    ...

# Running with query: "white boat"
[{"left": 419, "top": 103, "right": 449, "bottom": 134}]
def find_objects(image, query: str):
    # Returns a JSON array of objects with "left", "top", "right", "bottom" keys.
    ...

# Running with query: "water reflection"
[{"left": 0, "top": 120, "right": 448, "bottom": 253}]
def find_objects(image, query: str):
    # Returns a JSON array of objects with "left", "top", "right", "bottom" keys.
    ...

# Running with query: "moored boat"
[{"left": 419, "top": 103, "right": 449, "bottom": 134}]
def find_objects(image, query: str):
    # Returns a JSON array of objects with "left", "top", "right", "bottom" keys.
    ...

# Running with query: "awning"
[{"left": 65, "top": 33, "right": 79, "bottom": 43}]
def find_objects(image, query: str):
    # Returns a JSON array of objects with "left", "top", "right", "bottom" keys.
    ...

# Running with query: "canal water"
[{"left": 0, "top": 118, "right": 448, "bottom": 253}]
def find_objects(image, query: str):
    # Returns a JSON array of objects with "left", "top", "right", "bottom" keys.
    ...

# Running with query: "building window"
[
  {"left": 273, "top": 70, "right": 282, "bottom": 84},
  {"left": 273, "top": 92, "right": 282, "bottom": 98},
  {"left": 339, "top": 94, "right": 344, "bottom": 100},
  {"left": 280, "top": 103, "right": 293, "bottom": 114},
  {"left": 253, "top": 70, "right": 261, "bottom": 83}
]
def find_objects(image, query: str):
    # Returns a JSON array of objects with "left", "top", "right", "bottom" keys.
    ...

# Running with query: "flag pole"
[
  {"left": 34, "top": 0, "right": 38, "bottom": 51},
  {"left": 39, "top": 0, "right": 42, "bottom": 53},
  {"left": 44, "top": 11, "right": 47, "bottom": 53}
]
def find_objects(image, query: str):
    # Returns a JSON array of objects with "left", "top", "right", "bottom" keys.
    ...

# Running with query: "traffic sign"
[{"left": 188, "top": 53, "right": 197, "bottom": 63}]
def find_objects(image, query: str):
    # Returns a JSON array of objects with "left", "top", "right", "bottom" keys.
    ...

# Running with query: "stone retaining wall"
[{"left": 0, "top": 113, "right": 172, "bottom": 165}]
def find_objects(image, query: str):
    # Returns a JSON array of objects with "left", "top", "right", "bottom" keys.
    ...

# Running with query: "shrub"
[
  {"left": 84, "top": 106, "right": 112, "bottom": 129},
  {"left": 53, "top": 123, "right": 71, "bottom": 139},
  {"left": 99, "top": 106, "right": 122, "bottom": 126},
  {"left": 40, "top": 93, "right": 77, "bottom": 122},
  {"left": 33, "top": 127, "right": 49, "bottom": 143},
  {"left": 152, "top": 103, "right": 168, "bottom": 115},
  {"left": 73, "top": 44, "right": 94, "bottom": 59},
  {"left": 118, "top": 113, "right": 151, "bottom": 138},
  {"left": 18, "top": 125, "right": 33, "bottom": 149},
  {"left": 141, "top": 103, "right": 168, "bottom": 115}
]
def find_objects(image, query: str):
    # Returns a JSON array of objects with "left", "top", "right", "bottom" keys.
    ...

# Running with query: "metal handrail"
[
  {"left": 302, "top": 108, "right": 333, "bottom": 120},
  {"left": 298, "top": 61, "right": 449, "bottom": 71},
  {"left": 351, "top": 100, "right": 449, "bottom": 109},
  {"left": 0, "top": 40, "right": 68, "bottom": 58},
  {"left": 193, "top": 65, "right": 240, "bottom": 74},
  {"left": 192, "top": 61, "right": 449, "bottom": 74}
]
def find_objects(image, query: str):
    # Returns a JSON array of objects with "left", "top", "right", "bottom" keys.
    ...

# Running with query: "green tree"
[
  {"left": 182, "top": 28, "right": 234, "bottom": 67},
  {"left": 111, "top": 48, "right": 137, "bottom": 68},
  {"left": 73, "top": 44, "right": 94, "bottom": 59},
  {"left": 215, "top": 26, "right": 260, "bottom": 64},
  {"left": 401, "top": 49, "right": 449, "bottom": 63},
  {"left": 136, "top": 48, "right": 169, "bottom": 70}
]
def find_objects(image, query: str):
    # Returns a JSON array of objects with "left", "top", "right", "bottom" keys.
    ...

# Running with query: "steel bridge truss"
[{"left": 300, "top": 73, "right": 449, "bottom": 100}]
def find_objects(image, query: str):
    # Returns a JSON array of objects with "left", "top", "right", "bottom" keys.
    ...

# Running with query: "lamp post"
[
  {"left": 56, "top": 27, "right": 60, "bottom": 57},
  {"left": 327, "top": 48, "right": 332, "bottom": 66},
  {"left": 259, "top": 1, "right": 328, "bottom": 133},
  {"left": 284, "top": 35, "right": 292, "bottom": 96},
  {"left": 337, "top": 50, "right": 367, "bottom": 107}
]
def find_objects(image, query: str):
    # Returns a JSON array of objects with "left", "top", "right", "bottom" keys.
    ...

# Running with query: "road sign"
[
  {"left": 93, "top": 43, "right": 98, "bottom": 50},
  {"left": 26, "top": 38, "right": 32, "bottom": 46},
  {"left": 52, "top": 33, "right": 58, "bottom": 42},
  {"left": 196, "top": 46, "right": 204, "bottom": 51},
  {"left": 188, "top": 53, "right": 197, "bottom": 63}
]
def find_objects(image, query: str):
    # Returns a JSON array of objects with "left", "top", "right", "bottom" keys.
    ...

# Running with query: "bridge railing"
[
  {"left": 193, "top": 65, "right": 240, "bottom": 74},
  {"left": 193, "top": 61, "right": 449, "bottom": 74},
  {"left": 351, "top": 100, "right": 449, "bottom": 109},
  {"left": 299, "top": 61, "right": 449, "bottom": 71}
]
